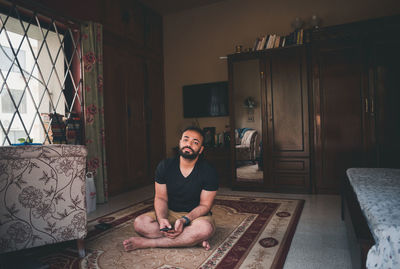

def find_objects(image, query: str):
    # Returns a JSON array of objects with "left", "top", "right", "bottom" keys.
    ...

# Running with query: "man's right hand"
[{"left": 158, "top": 218, "right": 173, "bottom": 234}]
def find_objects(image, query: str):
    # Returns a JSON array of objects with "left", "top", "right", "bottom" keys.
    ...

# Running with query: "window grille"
[{"left": 0, "top": 1, "right": 83, "bottom": 145}]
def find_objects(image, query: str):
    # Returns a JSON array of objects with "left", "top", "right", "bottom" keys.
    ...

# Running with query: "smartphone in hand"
[{"left": 160, "top": 227, "right": 174, "bottom": 232}]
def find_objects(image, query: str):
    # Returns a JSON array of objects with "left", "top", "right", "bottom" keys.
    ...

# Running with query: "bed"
[{"left": 344, "top": 168, "right": 400, "bottom": 269}]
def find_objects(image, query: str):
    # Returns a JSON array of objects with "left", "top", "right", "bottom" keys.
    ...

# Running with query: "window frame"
[{"left": 0, "top": 0, "right": 84, "bottom": 146}]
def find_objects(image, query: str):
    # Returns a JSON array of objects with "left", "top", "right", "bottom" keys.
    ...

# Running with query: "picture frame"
[{"left": 203, "top": 127, "right": 216, "bottom": 147}]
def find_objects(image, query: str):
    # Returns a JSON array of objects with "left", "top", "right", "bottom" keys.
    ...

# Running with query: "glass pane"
[
  {"left": 8, "top": 130, "right": 25, "bottom": 143},
  {"left": 0, "top": 6, "right": 82, "bottom": 146},
  {"left": 7, "top": 115, "right": 26, "bottom": 144},
  {"left": 233, "top": 60, "right": 264, "bottom": 183},
  {"left": 28, "top": 112, "right": 45, "bottom": 143},
  {"left": 1, "top": 89, "right": 26, "bottom": 113}
]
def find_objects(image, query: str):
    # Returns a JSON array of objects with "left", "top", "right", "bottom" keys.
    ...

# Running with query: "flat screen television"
[{"left": 183, "top": 81, "right": 229, "bottom": 118}]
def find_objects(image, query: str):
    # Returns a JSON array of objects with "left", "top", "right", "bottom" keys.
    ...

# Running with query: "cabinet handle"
[
  {"left": 365, "top": 98, "right": 369, "bottom": 113},
  {"left": 269, "top": 104, "right": 272, "bottom": 121},
  {"left": 371, "top": 98, "right": 374, "bottom": 114}
]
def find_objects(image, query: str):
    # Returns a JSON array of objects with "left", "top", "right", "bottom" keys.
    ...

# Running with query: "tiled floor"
[{"left": 89, "top": 185, "right": 352, "bottom": 269}]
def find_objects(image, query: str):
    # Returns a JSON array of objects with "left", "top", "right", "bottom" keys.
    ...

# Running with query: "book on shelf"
[
  {"left": 253, "top": 37, "right": 260, "bottom": 51},
  {"left": 248, "top": 28, "right": 307, "bottom": 52},
  {"left": 256, "top": 37, "right": 262, "bottom": 50},
  {"left": 279, "top": 36, "right": 285, "bottom": 47},
  {"left": 295, "top": 29, "right": 304, "bottom": 45},
  {"left": 257, "top": 35, "right": 267, "bottom": 50},
  {"left": 266, "top": 34, "right": 275, "bottom": 49},
  {"left": 274, "top": 36, "right": 281, "bottom": 48},
  {"left": 264, "top": 35, "right": 270, "bottom": 49},
  {"left": 300, "top": 29, "right": 304, "bottom": 44}
]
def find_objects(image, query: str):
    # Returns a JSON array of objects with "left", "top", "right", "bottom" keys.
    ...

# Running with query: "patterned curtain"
[{"left": 81, "top": 22, "right": 108, "bottom": 203}]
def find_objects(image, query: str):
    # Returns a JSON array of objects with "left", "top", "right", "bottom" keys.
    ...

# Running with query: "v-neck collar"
[{"left": 179, "top": 158, "right": 197, "bottom": 179}]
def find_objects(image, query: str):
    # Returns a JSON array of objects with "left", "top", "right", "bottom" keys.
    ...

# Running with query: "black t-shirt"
[{"left": 155, "top": 157, "right": 219, "bottom": 212}]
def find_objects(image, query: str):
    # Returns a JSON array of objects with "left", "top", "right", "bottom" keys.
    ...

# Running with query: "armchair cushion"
[{"left": 0, "top": 145, "right": 87, "bottom": 254}]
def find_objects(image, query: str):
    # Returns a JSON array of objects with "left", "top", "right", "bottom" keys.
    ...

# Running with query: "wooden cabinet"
[
  {"left": 103, "top": 1, "right": 165, "bottom": 196},
  {"left": 228, "top": 46, "right": 310, "bottom": 193},
  {"left": 203, "top": 147, "right": 231, "bottom": 187},
  {"left": 311, "top": 16, "right": 400, "bottom": 193},
  {"left": 311, "top": 42, "right": 368, "bottom": 193},
  {"left": 229, "top": 15, "right": 400, "bottom": 194}
]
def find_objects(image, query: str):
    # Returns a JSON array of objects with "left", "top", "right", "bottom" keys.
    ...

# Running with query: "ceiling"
[{"left": 138, "top": 0, "right": 228, "bottom": 15}]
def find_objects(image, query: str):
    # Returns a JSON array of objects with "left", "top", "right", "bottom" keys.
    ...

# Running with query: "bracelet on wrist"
[{"left": 182, "top": 216, "right": 190, "bottom": 226}]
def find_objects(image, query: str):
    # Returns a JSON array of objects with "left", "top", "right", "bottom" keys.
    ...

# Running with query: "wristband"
[{"left": 182, "top": 216, "right": 190, "bottom": 226}]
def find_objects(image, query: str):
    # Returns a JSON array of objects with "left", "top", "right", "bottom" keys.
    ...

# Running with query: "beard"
[{"left": 179, "top": 146, "right": 201, "bottom": 160}]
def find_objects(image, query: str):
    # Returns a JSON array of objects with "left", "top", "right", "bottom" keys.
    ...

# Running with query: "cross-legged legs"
[{"left": 123, "top": 212, "right": 215, "bottom": 251}]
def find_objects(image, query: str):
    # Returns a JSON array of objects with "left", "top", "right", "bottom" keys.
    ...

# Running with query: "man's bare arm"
[
  {"left": 154, "top": 182, "right": 170, "bottom": 228},
  {"left": 185, "top": 190, "right": 217, "bottom": 223}
]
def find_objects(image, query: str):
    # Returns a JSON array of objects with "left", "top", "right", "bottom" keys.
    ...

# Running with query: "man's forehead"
[{"left": 181, "top": 130, "right": 203, "bottom": 141}]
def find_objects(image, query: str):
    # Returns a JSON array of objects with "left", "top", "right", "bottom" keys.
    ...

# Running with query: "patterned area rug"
[{"left": 39, "top": 195, "right": 304, "bottom": 269}]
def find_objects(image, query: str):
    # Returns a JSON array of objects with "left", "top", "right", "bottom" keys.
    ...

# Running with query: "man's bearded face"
[{"left": 179, "top": 145, "right": 201, "bottom": 160}]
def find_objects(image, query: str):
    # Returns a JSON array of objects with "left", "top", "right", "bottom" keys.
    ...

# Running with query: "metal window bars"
[{"left": 0, "top": 1, "right": 83, "bottom": 145}]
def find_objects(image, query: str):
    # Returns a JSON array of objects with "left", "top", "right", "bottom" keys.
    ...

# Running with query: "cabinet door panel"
[
  {"left": 103, "top": 42, "right": 130, "bottom": 195},
  {"left": 103, "top": 0, "right": 145, "bottom": 47},
  {"left": 103, "top": 39, "right": 148, "bottom": 195},
  {"left": 103, "top": 0, "right": 125, "bottom": 37},
  {"left": 125, "top": 55, "right": 148, "bottom": 187},
  {"left": 273, "top": 174, "right": 309, "bottom": 188},
  {"left": 272, "top": 158, "right": 310, "bottom": 173},
  {"left": 313, "top": 45, "right": 367, "bottom": 193},
  {"left": 374, "top": 42, "right": 400, "bottom": 168},
  {"left": 266, "top": 47, "right": 309, "bottom": 157}
]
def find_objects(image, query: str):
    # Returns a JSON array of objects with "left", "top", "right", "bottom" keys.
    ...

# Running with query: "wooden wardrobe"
[{"left": 228, "top": 15, "right": 400, "bottom": 194}]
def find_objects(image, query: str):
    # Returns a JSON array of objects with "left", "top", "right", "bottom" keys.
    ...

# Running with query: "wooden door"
[
  {"left": 312, "top": 43, "right": 368, "bottom": 193},
  {"left": 264, "top": 46, "right": 310, "bottom": 192}
]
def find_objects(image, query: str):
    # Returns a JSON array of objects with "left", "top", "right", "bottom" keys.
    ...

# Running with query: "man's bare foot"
[
  {"left": 201, "top": 240, "right": 211, "bottom": 251},
  {"left": 123, "top": 237, "right": 147, "bottom": 251}
]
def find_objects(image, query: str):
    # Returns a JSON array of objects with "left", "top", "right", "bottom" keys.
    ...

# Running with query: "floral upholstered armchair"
[
  {"left": 235, "top": 128, "right": 258, "bottom": 163},
  {"left": 0, "top": 145, "right": 88, "bottom": 256}
]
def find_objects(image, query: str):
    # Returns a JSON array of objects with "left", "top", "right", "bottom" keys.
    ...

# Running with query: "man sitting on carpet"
[{"left": 123, "top": 126, "right": 219, "bottom": 251}]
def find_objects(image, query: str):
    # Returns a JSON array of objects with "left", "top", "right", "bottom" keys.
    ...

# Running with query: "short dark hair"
[{"left": 181, "top": 126, "right": 205, "bottom": 143}]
